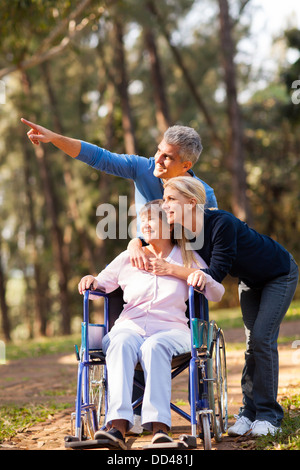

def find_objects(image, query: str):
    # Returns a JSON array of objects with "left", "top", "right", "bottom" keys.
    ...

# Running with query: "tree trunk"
[
  {"left": 113, "top": 20, "right": 138, "bottom": 156},
  {"left": 147, "top": 0, "right": 222, "bottom": 150},
  {"left": 40, "top": 62, "right": 98, "bottom": 273},
  {"left": 144, "top": 27, "right": 172, "bottom": 133},
  {"left": 113, "top": 19, "right": 137, "bottom": 211},
  {"left": 22, "top": 138, "right": 49, "bottom": 336},
  {"left": 218, "top": 0, "right": 252, "bottom": 223},
  {"left": 21, "top": 70, "right": 71, "bottom": 335},
  {"left": 0, "top": 241, "right": 11, "bottom": 342},
  {"left": 34, "top": 143, "right": 71, "bottom": 334}
]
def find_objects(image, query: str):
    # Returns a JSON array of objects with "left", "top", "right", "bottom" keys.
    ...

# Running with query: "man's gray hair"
[{"left": 164, "top": 125, "right": 203, "bottom": 166}]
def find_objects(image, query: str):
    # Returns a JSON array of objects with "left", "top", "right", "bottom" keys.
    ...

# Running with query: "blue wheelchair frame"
[{"left": 66, "top": 285, "right": 227, "bottom": 450}]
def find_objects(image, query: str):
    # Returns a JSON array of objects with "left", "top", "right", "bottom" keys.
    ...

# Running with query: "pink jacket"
[{"left": 95, "top": 246, "right": 224, "bottom": 336}]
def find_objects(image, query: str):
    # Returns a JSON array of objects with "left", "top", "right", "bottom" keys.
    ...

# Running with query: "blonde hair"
[
  {"left": 163, "top": 176, "right": 206, "bottom": 205},
  {"left": 163, "top": 177, "right": 206, "bottom": 268}
]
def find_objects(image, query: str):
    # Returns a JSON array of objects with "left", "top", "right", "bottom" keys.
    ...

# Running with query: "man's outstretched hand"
[
  {"left": 21, "top": 118, "right": 81, "bottom": 158},
  {"left": 21, "top": 118, "right": 54, "bottom": 146}
]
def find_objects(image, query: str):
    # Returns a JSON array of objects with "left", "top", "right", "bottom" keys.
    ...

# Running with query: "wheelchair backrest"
[
  {"left": 106, "top": 287, "right": 126, "bottom": 329},
  {"left": 105, "top": 286, "right": 204, "bottom": 331}
]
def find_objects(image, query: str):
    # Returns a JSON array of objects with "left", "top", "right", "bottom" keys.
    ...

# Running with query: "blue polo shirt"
[{"left": 76, "top": 141, "right": 217, "bottom": 232}]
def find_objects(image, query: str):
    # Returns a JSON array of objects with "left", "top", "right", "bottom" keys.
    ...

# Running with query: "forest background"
[{"left": 0, "top": 0, "right": 299, "bottom": 342}]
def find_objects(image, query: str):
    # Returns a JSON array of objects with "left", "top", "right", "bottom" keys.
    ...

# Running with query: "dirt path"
[{"left": 1, "top": 322, "right": 299, "bottom": 451}]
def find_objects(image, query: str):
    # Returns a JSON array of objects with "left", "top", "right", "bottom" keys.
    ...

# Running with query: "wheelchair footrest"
[
  {"left": 64, "top": 435, "right": 121, "bottom": 450},
  {"left": 143, "top": 435, "right": 197, "bottom": 450},
  {"left": 179, "top": 434, "right": 197, "bottom": 448},
  {"left": 143, "top": 442, "right": 187, "bottom": 450}
]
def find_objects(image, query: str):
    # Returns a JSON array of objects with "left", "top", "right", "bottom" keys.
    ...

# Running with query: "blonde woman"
[{"left": 144, "top": 176, "right": 298, "bottom": 437}]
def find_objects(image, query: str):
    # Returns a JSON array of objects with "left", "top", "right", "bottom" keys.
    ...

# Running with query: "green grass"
[
  {"left": 0, "top": 337, "right": 79, "bottom": 444},
  {"left": 255, "top": 395, "right": 300, "bottom": 450},
  {"left": 5, "top": 334, "right": 81, "bottom": 361},
  {"left": 210, "top": 299, "right": 300, "bottom": 330},
  {"left": 0, "top": 403, "right": 71, "bottom": 443},
  {"left": 2, "top": 299, "right": 299, "bottom": 361}
]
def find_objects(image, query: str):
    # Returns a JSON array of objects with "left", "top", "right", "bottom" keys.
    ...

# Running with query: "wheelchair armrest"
[
  {"left": 188, "top": 285, "right": 209, "bottom": 323},
  {"left": 85, "top": 288, "right": 108, "bottom": 300}
]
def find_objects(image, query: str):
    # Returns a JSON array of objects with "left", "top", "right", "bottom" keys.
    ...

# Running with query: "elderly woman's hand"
[
  {"left": 187, "top": 270, "right": 207, "bottom": 291},
  {"left": 78, "top": 275, "right": 98, "bottom": 295}
]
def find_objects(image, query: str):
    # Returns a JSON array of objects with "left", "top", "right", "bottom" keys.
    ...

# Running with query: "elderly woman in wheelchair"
[{"left": 78, "top": 200, "right": 224, "bottom": 449}]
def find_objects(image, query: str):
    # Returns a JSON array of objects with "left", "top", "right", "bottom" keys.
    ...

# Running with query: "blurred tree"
[
  {"left": 217, "top": 0, "right": 251, "bottom": 222},
  {"left": 144, "top": 26, "right": 172, "bottom": 132},
  {"left": 0, "top": 0, "right": 102, "bottom": 79},
  {"left": 113, "top": 19, "right": 138, "bottom": 157},
  {"left": 0, "top": 236, "right": 10, "bottom": 342},
  {"left": 22, "top": 131, "right": 49, "bottom": 336},
  {"left": 282, "top": 28, "right": 300, "bottom": 124},
  {"left": 147, "top": 0, "right": 223, "bottom": 150},
  {"left": 0, "top": 0, "right": 299, "bottom": 339}
]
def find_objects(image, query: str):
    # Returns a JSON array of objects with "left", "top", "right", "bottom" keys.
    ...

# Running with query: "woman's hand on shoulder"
[
  {"left": 128, "top": 238, "right": 150, "bottom": 270},
  {"left": 147, "top": 258, "right": 172, "bottom": 275}
]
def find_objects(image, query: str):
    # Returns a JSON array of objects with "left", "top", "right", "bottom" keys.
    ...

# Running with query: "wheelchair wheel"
[
  {"left": 88, "top": 363, "right": 106, "bottom": 434},
  {"left": 199, "top": 413, "right": 212, "bottom": 450},
  {"left": 207, "top": 322, "right": 228, "bottom": 441},
  {"left": 215, "top": 328, "right": 228, "bottom": 433}
]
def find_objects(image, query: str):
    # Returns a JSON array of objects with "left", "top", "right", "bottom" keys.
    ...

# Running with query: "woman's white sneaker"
[
  {"left": 228, "top": 415, "right": 252, "bottom": 436},
  {"left": 250, "top": 420, "right": 281, "bottom": 437}
]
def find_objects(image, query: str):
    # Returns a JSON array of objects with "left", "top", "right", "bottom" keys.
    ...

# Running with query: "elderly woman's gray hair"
[{"left": 139, "top": 199, "right": 167, "bottom": 223}]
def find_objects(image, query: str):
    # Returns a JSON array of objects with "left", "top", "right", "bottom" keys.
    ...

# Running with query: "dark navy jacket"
[{"left": 197, "top": 209, "right": 290, "bottom": 289}]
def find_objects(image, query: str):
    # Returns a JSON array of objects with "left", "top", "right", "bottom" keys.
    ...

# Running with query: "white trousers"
[{"left": 102, "top": 328, "right": 191, "bottom": 431}]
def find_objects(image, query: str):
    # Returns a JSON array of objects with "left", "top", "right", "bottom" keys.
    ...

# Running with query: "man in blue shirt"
[{"left": 21, "top": 119, "right": 217, "bottom": 231}]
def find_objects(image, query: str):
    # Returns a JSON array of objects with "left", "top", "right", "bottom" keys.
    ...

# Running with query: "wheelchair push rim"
[{"left": 207, "top": 321, "right": 228, "bottom": 441}]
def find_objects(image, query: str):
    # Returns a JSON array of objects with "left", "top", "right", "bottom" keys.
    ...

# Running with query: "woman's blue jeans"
[{"left": 238, "top": 254, "right": 299, "bottom": 426}]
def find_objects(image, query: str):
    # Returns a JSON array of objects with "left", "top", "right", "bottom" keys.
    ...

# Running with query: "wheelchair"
[{"left": 65, "top": 285, "right": 228, "bottom": 450}]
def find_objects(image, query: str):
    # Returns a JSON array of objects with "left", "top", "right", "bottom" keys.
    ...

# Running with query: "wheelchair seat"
[
  {"left": 89, "top": 286, "right": 192, "bottom": 369},
  {"left": 89, "top": 350, "right": 191, "bottom": 370}
]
